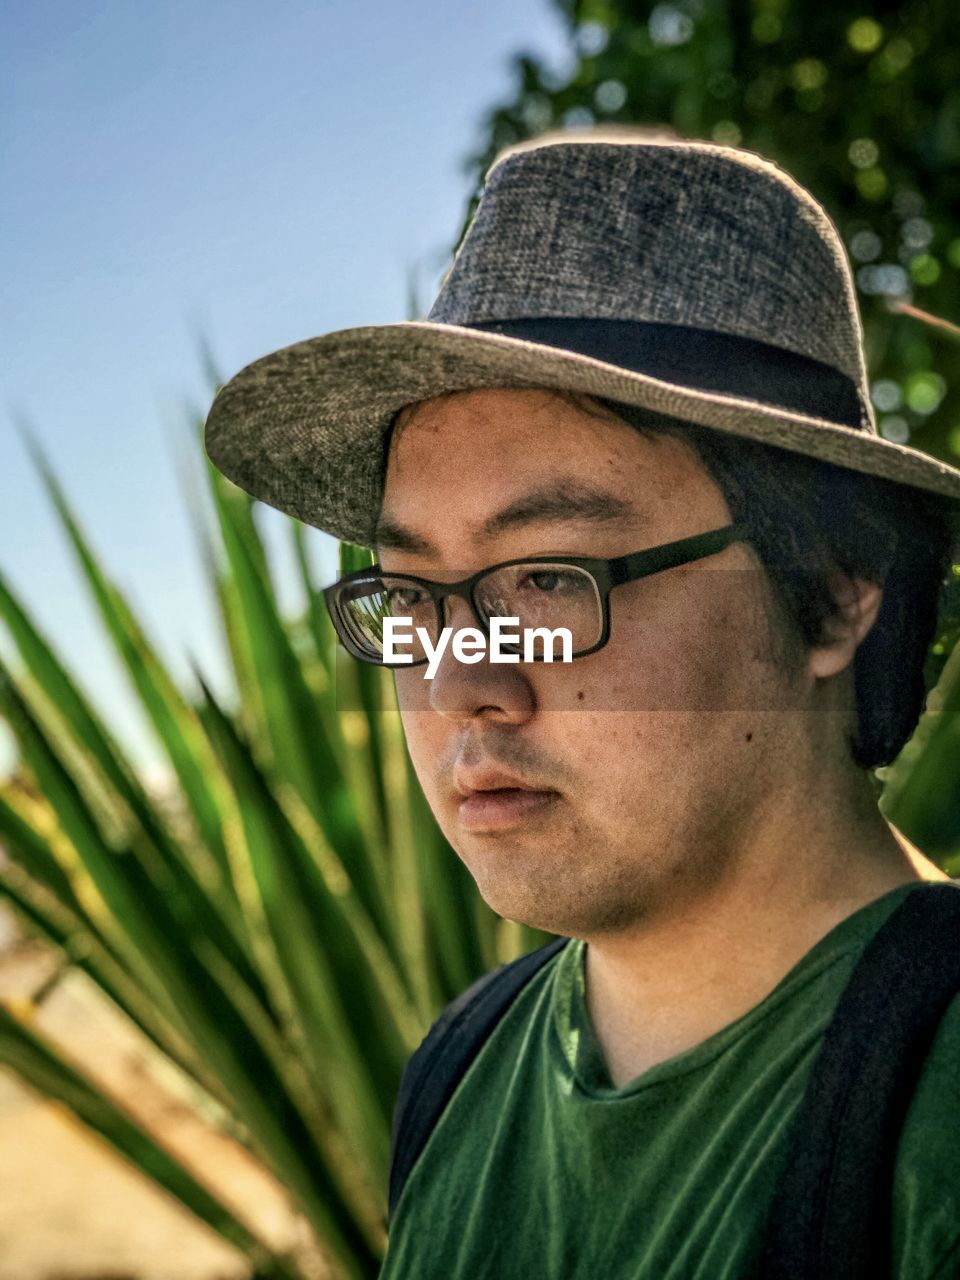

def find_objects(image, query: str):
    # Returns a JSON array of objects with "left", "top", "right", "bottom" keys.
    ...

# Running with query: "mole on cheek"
[
  {"left": 745, "top": 731, "right": 753, "bottom": 742},
  {"left": 577, "top": 690, "right": 585, "bottom": 701}
]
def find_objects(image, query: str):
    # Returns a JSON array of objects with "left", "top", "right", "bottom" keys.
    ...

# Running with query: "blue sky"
[{"left": 2, "top": 0, "right": 571, "bottom": 776}]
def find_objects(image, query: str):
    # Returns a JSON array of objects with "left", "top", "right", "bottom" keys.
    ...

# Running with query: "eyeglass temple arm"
[{"left": 609, "top": 523, "right": 750, "bottom": 586}]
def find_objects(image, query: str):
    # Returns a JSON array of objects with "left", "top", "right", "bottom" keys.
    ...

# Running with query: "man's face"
[{"left": 377, "top": 388, "right": 807, "bottom": 937}]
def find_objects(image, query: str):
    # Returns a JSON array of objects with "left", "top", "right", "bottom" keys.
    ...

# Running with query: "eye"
[
  {"left": 519, "top": 568, "right": 589, "bottom": 594},
  {"left": 385, "top": 584, "right": 429, "bottom": 611}
]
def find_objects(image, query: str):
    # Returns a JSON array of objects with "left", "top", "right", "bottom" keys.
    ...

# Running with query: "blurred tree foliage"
[{"left": 463, "top": 0, "right": 960, "bottom": 470}]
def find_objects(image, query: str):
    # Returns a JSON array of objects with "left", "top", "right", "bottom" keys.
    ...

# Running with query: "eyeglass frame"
[{"left": 323, "top": 522, "right": 750, "bottom": 668}]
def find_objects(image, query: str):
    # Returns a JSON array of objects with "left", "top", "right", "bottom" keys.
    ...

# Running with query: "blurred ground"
[{"left": 0, "top": 908, "right": 317, "bottom": 1280}]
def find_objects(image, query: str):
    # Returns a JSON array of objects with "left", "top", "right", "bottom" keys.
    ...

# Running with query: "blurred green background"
[{"left": 2, "top": 3, "right": 959, "bottom": 1279}]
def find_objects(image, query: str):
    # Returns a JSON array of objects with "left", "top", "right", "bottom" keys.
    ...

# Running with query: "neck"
[{"left": 582, "top": 761, "right": 947, "bottom": 1088}]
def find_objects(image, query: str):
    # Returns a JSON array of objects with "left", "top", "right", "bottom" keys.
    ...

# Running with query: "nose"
[{"left": 427, "top": 595, "right": 535, "bottom": 725}]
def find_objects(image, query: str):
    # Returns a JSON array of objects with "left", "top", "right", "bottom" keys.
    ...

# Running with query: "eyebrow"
[{"left": 374, "top": 479, "right": 640, "bottom": 555}]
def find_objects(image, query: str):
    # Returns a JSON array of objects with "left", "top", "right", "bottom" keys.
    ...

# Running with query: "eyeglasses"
[{"left": 323, "top": 523, "right": 749, "bottom": 667}]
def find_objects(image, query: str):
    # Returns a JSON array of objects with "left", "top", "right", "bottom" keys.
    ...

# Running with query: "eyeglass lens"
[{"left": 337, "top": 563, "right": 604, "bottom": 662}]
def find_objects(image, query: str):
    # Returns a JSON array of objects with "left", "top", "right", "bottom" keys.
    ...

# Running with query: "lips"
[
  {"left": 454, "top": 767, "right": 546, "bottom": 798},
  {"left": 453, "top": 766, "right": 560, "bottom": 832}
]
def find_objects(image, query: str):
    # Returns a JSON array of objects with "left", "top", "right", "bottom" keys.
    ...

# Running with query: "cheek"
[
  {"left": 542, "top": 586, "right": 699, "bottom": 712},
  {"left": 591, "top": 567, "right": 787, "bottom": 712}
]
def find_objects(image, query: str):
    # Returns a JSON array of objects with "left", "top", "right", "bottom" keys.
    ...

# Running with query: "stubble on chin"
[{"left": 451, "top": 816, "right": 671, "bottom": 939}]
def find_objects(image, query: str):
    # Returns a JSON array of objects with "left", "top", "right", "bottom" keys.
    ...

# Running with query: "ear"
[{"left": 807, "top": 570, "right": 885, "bottom": 679}]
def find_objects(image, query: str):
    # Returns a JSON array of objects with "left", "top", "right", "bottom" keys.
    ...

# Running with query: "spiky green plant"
[
  {"left": 0, "top": 437, "right": 545, "bottom": 1279},
  {"left": 0, "top": 426, "right": 957, "bottom": 1279}
]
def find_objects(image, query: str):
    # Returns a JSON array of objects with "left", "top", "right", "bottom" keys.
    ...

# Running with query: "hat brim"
[{"left": 204, "top": 320, "right": 960, "bottom": 547}]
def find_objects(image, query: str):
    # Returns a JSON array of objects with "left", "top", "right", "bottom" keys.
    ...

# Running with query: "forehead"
[
  {"left": 387, "top": 387, "right": 690, "bottom": 485},
  {"left": 379, "top": 388, "right": 728, "bottom": 555},
  {"left": 391, "top": 386, "right": 626, "bottom": 448}
]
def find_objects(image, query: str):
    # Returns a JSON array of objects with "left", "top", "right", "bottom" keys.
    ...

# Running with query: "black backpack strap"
[
  {"left": 760, "top": 881, "right": 960, "bottom": 1280},
  {"left": 387, "top": 935, "right": 570, "bottom": 1220}
]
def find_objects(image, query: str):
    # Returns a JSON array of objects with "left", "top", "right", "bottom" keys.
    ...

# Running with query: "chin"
[
  {"left": 480, "top": 889, "right": 571, "bottom": 936},
  {"left": 469, "top": 849, "right": 657, "bottom": 939},
  {"left": 463, "top": 858, "right": 595, "bottom": 937},
  {"left": 456, "top": 843, "right": 558, "bottom": 928}
]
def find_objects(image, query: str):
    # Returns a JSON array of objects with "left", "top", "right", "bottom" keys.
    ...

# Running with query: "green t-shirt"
[{"left": 380, "top": 883, "right": 960, "bottom": 1279}]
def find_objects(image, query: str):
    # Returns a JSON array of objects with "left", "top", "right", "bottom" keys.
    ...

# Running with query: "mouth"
[{"left": 454, "top": 769, "right": 560, "bottom": 832}]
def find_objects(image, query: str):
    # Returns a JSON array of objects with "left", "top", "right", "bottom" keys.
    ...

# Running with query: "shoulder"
[
  {"left": 893, "top": 989, "right": 960, "bottom": 1278},
  {"left": 388, "top": 937, "right": 570, "bottom": 1220}
]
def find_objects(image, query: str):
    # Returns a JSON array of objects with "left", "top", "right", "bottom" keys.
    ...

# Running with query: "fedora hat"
[{"left": 204, "top": 128, "right": 960, "bottom": 547}]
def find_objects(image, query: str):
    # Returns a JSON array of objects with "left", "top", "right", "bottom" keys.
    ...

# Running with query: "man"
[{"left": 205, "top": 130, "right": 960, "bottom": 1276}]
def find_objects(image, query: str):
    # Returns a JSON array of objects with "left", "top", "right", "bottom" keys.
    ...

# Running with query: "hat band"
[{"left": 464, "top": 317, "right": 865, "bottom": 430}]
